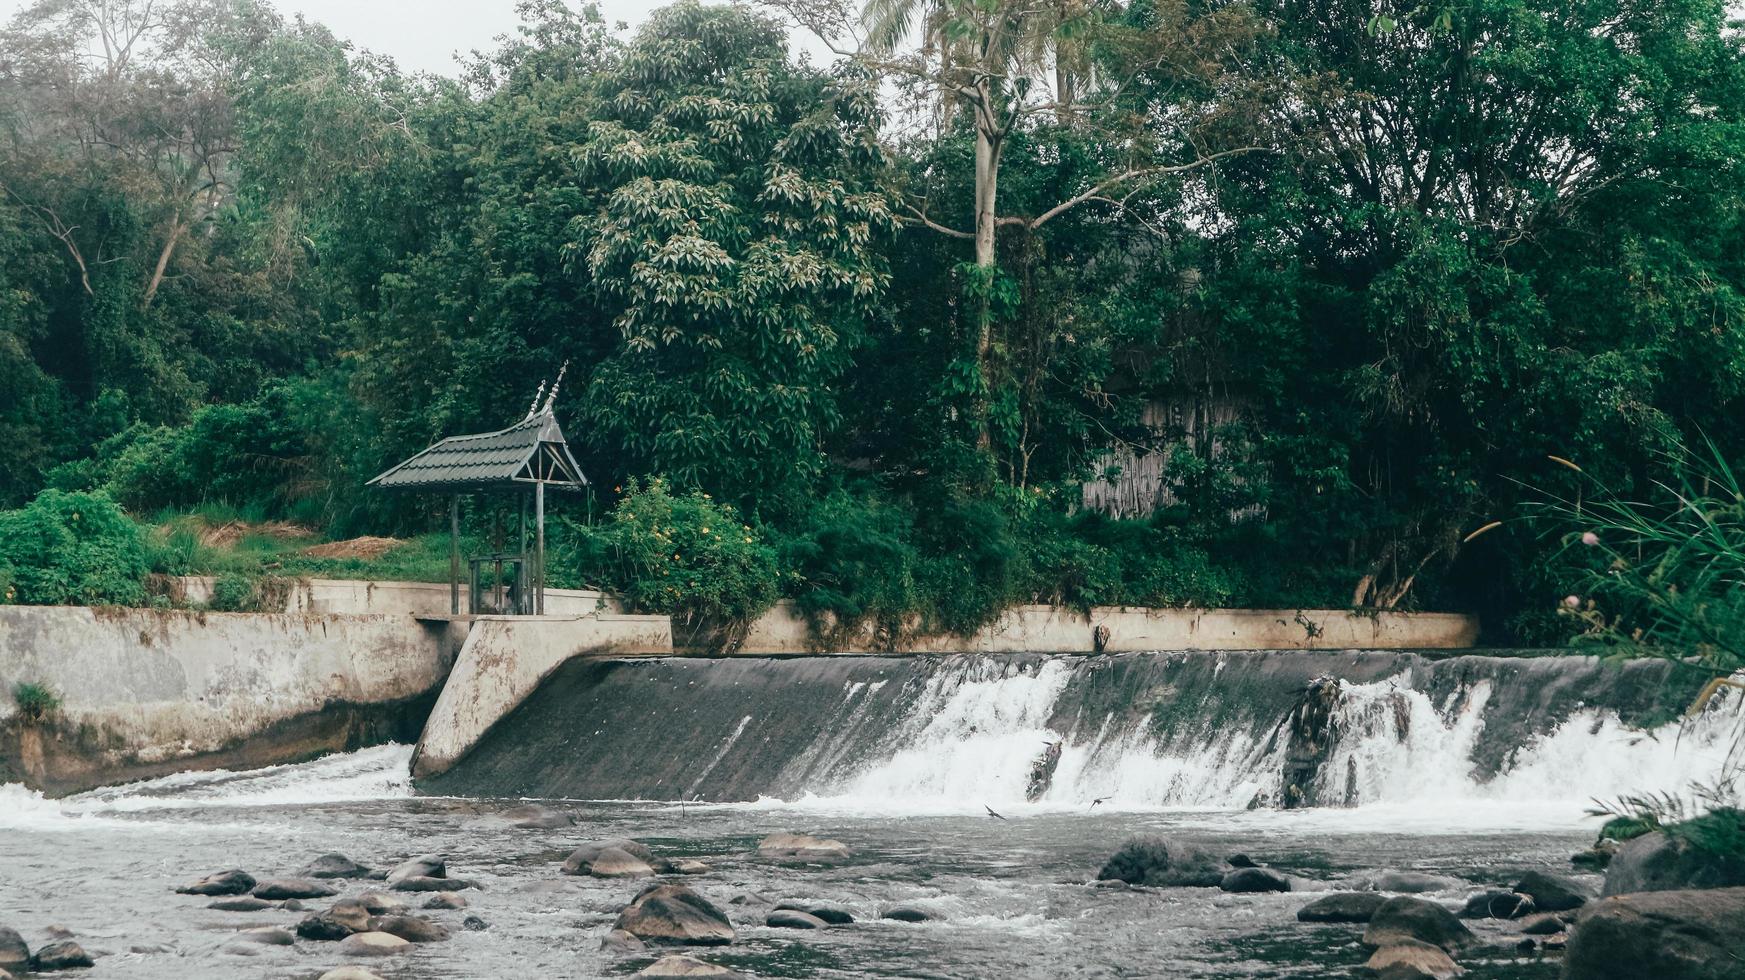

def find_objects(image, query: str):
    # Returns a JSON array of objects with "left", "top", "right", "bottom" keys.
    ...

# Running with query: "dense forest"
[{"left": 2, "top": 0, "right": 1743, "bottom": 642}]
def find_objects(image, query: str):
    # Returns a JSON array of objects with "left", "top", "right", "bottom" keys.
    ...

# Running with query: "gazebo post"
[
  {"left": 535, "top": 480, "right": 546, "bottom": 615},
  {"left": 450, "top": 494, "right": 461, "bottom": 615},
  {"left": 519, "top": 492, "right": 528, "bottom": 614}
]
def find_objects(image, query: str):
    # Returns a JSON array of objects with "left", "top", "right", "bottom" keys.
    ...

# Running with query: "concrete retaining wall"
[
  {"left": 410, "top": 613, "right": 673, "bottom": 779},
  {"left": 0, "top": 605, "right": 468, "bottom": 794},
  {"left": 167, "top": 576, "right": 622, "bottom": 617},
  {"left": 735, "top": 601, "right": 1479, "bottom": 654}
]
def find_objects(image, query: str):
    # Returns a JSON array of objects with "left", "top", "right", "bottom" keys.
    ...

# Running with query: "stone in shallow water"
[
  {"left": 765, "top": 910, "right": 827, "bottom": 930},
  {"left": 670, "top": 859, "right": 712, "bottom": 875},
  {"left": 318, "top": 969, "right": 387, "bottom": 980},
  {"left": 1297, "top": 892, "right": 1388, "bottom": 923},
  {"left": 252, "top": 878, "right": 338, "bottom": 900},
  {"left": 1516, "top": 912, "right": 1566, "bottom": 936},
  {"left": 1096, "top": 836, "right": 1227, "bottom": 888},
  {"left": 462, "top": 916, "right": 489, "bottom": 932},
  {"left": 601, "top": 928, "right": 647, "bottom": 954},
  {"left": 356, "top": 891, "right": 407, "bottom": 914},
  {"left": 563, "top": 838, "right": 659, "bottom": 875},
  {"left": 1363, "top": 939, "right": 1463, "bottom": 980},
  {"left": 1459, "top": 891, "right": 1533, "bottom": 920},
  {"left": 635, "top": 954, "right": 743, "bottom": 977},
  {"left": 301, "top": 853, "right": 372, "bottom": 879},
  {"left": 614, "top": 884, "right": 734, "bottom": 946},
  {"left": 754, "top": 832, "right": 853, "bottom": 864},
  {"left": 369, "top": 914, "right": 450, "bottom": 943},
  {"left": 31, "top": 940, "right": 94, "bottom": 971},
  {"left": 423, "top": 892, "right": 467, "bottom": 910},
  {"left": 208, "top": 897, "right": 274, "bottom": 912},
  {"left": 232, "top": 927, "right": 295, "bottom": 946},
  {"left": 175, "top": 869, "right": 256, "bottom": 896},
  {"left": 385, "top": 855, "right": 445, "bottom": 885},
  {"left": 1564, "top": 887, "right": 1745, "bottom": 980},
  {"left": 391, "top": 875, "right": 476, "bottom": 892},
  {"left": 882, "top": 906, "right": 936, "bottom": 923},
  {"left": 0, "top": 928, "right": 28, "bottom": 973},
  {"left": 1511, "top": 871, "right": 1591, "bottom": 912},
  {"left": 1370, "top": 872, "right": 1464, "bottom": 894},
  {"left": 337, "top": 931, "right": 412, "bottom": 957},
  {"left": 1221, "top": 868, "right": 1291, "bottom": 893},
  {"left": 297, "top": 900, "right": 372, "bottom": 941},
  {"left": 1362, "top": 897, "right": 1476, "bottom": 954},
  {"left": 501, "top": 803, "right": 576, "bottom": 829},
  {"left": 774, "top": 901, "right": 853, "bottom": 924}
]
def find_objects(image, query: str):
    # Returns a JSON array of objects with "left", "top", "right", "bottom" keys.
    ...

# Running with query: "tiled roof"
[{"left": 368, "top": 410, "right": 587, "bottom": 491}]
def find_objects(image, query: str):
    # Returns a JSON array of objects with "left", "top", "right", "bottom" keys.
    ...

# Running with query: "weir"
[{"left": 415, "top": 650, "right": 1740, "bottom": 810}]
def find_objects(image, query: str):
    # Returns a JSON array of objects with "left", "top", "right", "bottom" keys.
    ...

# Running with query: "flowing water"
[{"left": 4, "top": 654, "right": 1743, "bottom": 979}]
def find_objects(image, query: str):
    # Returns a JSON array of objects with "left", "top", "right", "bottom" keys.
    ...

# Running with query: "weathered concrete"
[
  {"left": 169, "top": 576, "right": 623, "bottom": 617},
  {"left": 0, "top": 605, "right": 466, "bottom": 794},
  {"left": 735, "top": 601, "right": 1478, "bottom": 654},
  {"left": 410, "top": 614, "right": 673, "bottom": 779}
]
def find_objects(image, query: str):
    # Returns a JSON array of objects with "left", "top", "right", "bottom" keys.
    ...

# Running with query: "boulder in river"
[
  {"left": 1563, "top": 887, "right": 1745, "bottom": 980},
  {"left": 1363, "top": 938, "right": 1464, "bottom": 979},
  {"left": 1458, "top": 891, "right": 1533, "bottom": 920},
  {"left": 423, "top": 892, "right": 467, "bottom": 910},
  {"left": 882, "top": 905, "right": 936, "bottom": 922},
  {"left": 30, "top": 940, "right": 94, "bottom": 971},
  {"left": 175, "top": 870, "right": 256, "bottom": 896},
  {"left": 614, "top": 884, "right": 735, "bottom": 946},
  {"left": 1602, "top": 832, "right": 1745, "bottom": 896},
  {"left": 1516, "top": 912, "right": 1567, "bottom": 936},
  {"left": 356, "top": 891, "right": 406, "bottom": 914},
  {"left": 386, "top": 855, "right": 445, "bottom": 884},
  {"left": 1362, "top": 897, "right": 1477, "bottom": 954},
  {"left": 251, "top": 878, "right": 338, "bottom": 900},
  {"left": 208, "top": 897, "right": 275, "bottom": 912},
  {"left": 232, "top": 927, "right": 295, "bottom": 946},
  {"left": 368, "top": 914, "right": 450, "bottom": 943},
  {"left": 563, "top": 839, "right": 662, "bottom": 876},
  {"left": 635, "top": 954, "right": 743, "bottom": 977},
  {"left": 774, "top": 901, "right": 853, "bottom": 924},
  {"left": 462, "top": 915, "right": 489, "bottom": 932},
  {"left": 391, "top": 875, "right": 476, "bottom": 892},
  {"left": 1297, "top": 892, "right": 1389, "bottom": 923},
  {"left": 1512, "top": 870, "right": 1591, "bottom": 911},
  {"left": 602, "top": 928, "right": 648, "bottom": 954},
  {"left": 301, "top": 853, "right": 372, "bottom": 879},
  {"left": 670, "top": 859, "right": 712, "bottom": 875},
  {"left": 1221, "top": 868, "right": 1291, "bottom": 893},
  {"left": 766, "top": 910, "right": 828, "bottom": 930},
  {"left": 0, "top": 928, "right": 29, "bottom": 973},
  {"left": 755, "top": 832, "right": 853, "bottom": 864},
  {"left": 297, "top": 900, "right": 373, "bottom": 941},
  {"left": 337, "top": 932, "right": 412, "bottom": 957},
  {"left": 1369, "top": 872, "right": 1464, "bottom": 894},
  {"left": 1097, "top": 836, "right": 1228, "bottom": 888},
  {"left": 318, "top": 969, "right": 387, "bottom": 980}
]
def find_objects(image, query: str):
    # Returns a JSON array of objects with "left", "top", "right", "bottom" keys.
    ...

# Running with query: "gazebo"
[{"left": 368, "top": 375, "right": 587, "bottom": 615}]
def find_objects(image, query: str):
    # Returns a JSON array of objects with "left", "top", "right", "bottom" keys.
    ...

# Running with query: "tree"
[{"left": 568, "top": 1, "right": 894, "bottom": 509}]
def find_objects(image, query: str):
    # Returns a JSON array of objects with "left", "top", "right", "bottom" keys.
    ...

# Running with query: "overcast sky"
[{"left": 0, "top": 0, "right": 833, "bottom": 75}]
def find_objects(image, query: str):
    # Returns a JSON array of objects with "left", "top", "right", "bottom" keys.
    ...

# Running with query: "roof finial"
[
  {"left": 525, "top": 379, "right": 548, "bottom": 420},
  {"left": 541, "top": 360, "right": 570, "bottom": 414}
]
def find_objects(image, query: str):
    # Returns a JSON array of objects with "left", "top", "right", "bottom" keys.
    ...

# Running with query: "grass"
[{"left": 12, "top": 681, "right": 61, "bottom": 722}]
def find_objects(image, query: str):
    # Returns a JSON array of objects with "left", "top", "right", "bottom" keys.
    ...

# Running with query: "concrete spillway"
[{"left": 416, "top": 650, "right": 1738, "bottom": 809}]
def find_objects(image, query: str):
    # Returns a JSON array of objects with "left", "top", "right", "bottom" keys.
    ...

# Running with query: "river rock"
[
  {"left": 1516, "top": 912, "right": 1566, "bottom": 935},
  {"left": 602, "top": 928, "right": 648, "bottom": 954},
  {"left": 1228, "top": 854, "right": 1257, "bottom": 868},
  {"left": 298, "top": 900, "right": 373, "bottom": 941},
  {"left": 1222, "top": 867, "right": 1291, "bottom": 893},
  {"left": 670, "top": 859, "right": 712, "bottom": 875},
  {"left": 233, "top": 927, "right": 295, "bottom": 946},
  {"left": 0, "top": 928, "right": 28, "bottom": 973},
  {"left": 356, "top": 891, "right": 406, "bottom": 914},
  {"left": 1362, "top": 897, "right": 1477, "bottom": 954},
  {"left": 563, "top": 838, "right": 662, "bottom": 875},
  {"left": 30, "top": 940, "right": 93, "bottom": 971},
  {"left": 882, "top": 905, "right": 936, "bottom": 922},
  {"left": 1363, "top": 938, "right": 1464, "bottom": 979},
  {"left": 318, "top": 970, "right": 387, "bottom": 980},
  {"left": 176, "top": 869, "right": 256, "bottom": 896},
  {"left": 501, "top": 803, "right": 576, "bottom": 829},
  {"left": 424, "top": 892, "right": 467, "bottom": 910},
  {"left": 1564, "top": 887, "right": 1745, "bottom": 979},
  {"left": 1458, "top": 891, "right": 1533, "bottom": 919},
  {"left": 614, "top": 884, "right": 735, "bottom": 946},
  {"left": 462, "top": 915, "right": 488, "bottom": 931},
  {"left": 252, "top": 878, "right": 338, "bottom": 900},
  {"left": 1097, "top": 836, "right": 1227, "bottom": 887},
  {"left": 636, "top": 954, "right": 743, "bottom": 977},
  {"left": 386, "top": 855, "right": 445, "bottom": 884},
  {"left": 774, "top": 902, "right": 853, "bottom": 924},
  {"left": 369, "top": 914, "right": 450, "bottom": 943},
  {"left": 1512, "top": 870, "right": 1591, "bottom": 911},
  {"left": 1602, "top": 832, "right": 1745, "bottom": 896},
  {"left": 1297, "top": 892, "right": 1389, "bottom": 923},
  {"left": 391, "top": 875, "right": 476, "bottom": 892},
  {"left": 1572, "top": 839, "right": 1621, "bottom": 870},
  {"left": 280, "top": 899, "right": 308, "bottom": 912},
  {"left": 755, "top": 832, "right": 853, "bottom": 863},
  {"left": 337, "top": 932, "right": 411, "bottom": 957},
  {"left": 1370, "top": 872, "right": 1464, "bottom": 894},
  {"left": 208, "top": 897, "right": 275, "bottom": 912},
  {"left": 766, "top": 910, "right": 828, "bottom": 930},
  {"left": 302, "top": 853, "right": 372, "bottom": 879}
]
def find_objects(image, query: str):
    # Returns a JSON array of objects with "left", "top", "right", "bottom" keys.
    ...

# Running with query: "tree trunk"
[
  {"left": 142, "top": 217, "right": 185, "bottom": 308},
  {"left": 972, "top": 117, "right": 1001, "bottom": 449}
]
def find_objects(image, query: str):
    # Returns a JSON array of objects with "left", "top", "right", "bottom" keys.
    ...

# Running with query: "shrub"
[
  {"left": 207, "top": 571, "right": 258, "bottom": 612},
  {"left": 782, "top": 491, "right": 922, "bottom": 644},
  {"left": 0, "top": 490, "right": 149, "bottom": 605},
  {"left": 11, "top": 681, "right": 61, "bottom": 722},
  {"left": 576, "top": 479, "right": 780, "bottom": 650}
]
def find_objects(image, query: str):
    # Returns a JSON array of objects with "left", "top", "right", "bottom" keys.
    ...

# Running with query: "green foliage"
[
  {"left": 11, "top": 681, "right": 61, "bottom": 722},
  {"left": 0, "top": 491, "right": 149, "bottom": 606},
  {"left": 575, "top": 479, "right": 781, "bottom": 648},
  {"left": 208, "top": 572, "right": 259, "bottom": 612}
]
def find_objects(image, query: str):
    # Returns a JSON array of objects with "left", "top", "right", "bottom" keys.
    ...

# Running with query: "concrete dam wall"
[{"left": 416, "top": 651, "right": 1736, "bottom": 808}]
